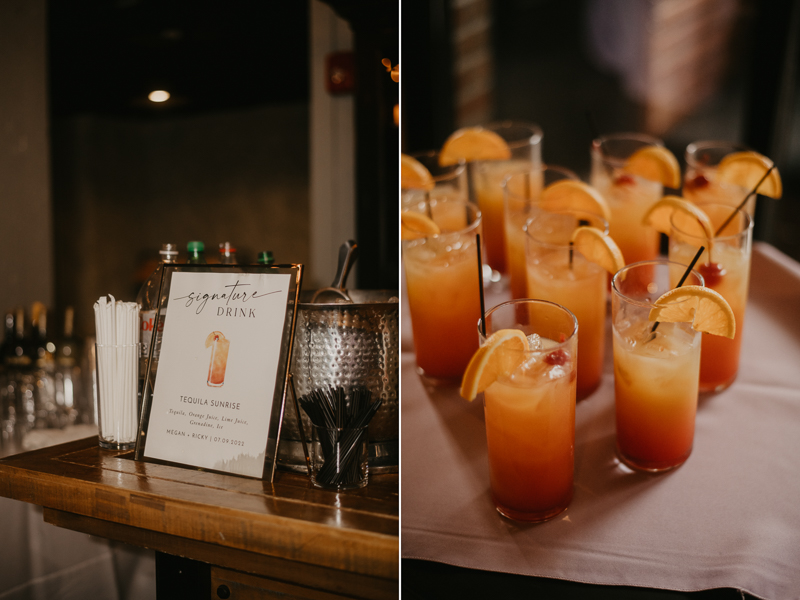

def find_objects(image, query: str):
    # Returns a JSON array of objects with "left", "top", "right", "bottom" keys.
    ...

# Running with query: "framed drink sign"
[{"left": 134, "top": 263, "right": 303, "bottom": 481}]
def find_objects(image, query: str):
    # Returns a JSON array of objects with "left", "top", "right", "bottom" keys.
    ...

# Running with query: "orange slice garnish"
[
  {"left": 643, "top": 196, "right": 715, "bottom": 240},
  {"left": 401, "top": 211, "right": 440, "bottom": 240},
  {"left": 205, "top": 331, "right": 225, "bottom": 348},
  {"left": 540, "top": 180, "right": 612, "bottom": 223},
  {"left": 570, "top": 226, "right": 625, "bottom": 274},
  {"left": 649, "top": 285, "right": 735, "bottom": 338},
  {"left": 439, "top": 127, "right": 511, "bottom": 166},
  {"left": 717, "top": 151, "right": 782, "bottom": 199},
  {"left": 624, "top": 145, "right": 681, "bottom": 188},
  {"left": 401, "top": 153, "right": 435, "bottom": 191},
  {"left": 460, "top": 329, "right": 530, "bottom": 401}
]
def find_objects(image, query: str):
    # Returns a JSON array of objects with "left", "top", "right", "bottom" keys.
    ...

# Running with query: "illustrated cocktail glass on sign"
[
  {"left": 590, "top": 133, "right": 681, "bottom": 265},
  {"left": 402, "top": 198, "right": 483, "bottom": 382},
  {"left": 526, "top": 210, "right": 624, "bottom": 400},
  {"left": 611, "top": 259, "right": 735, "bottom": 472},
  {"left": 401, "top": 151, "right": 468, "bottom": 210},
  {"left": 205, "top": 331, "right": 230, "bottom": 387},
  {"left": 461, "top": 299, "right": 578, "bottom": 522},
  {"left": 683, "top": 141, "right": 783, "bottom": 216},
  {"left": 439, "top": 122, "right": 543, "bottom": 281}
]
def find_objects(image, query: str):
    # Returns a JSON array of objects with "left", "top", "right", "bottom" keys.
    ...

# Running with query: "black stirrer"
[
  {"left": 648, "top": 245, "right": 705, "bottom": 338},
  {"left": 476, "top": 233, "right": 487, "bottom": 337}
]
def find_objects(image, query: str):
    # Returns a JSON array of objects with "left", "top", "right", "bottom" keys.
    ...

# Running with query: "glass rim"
[
  {"left": 478, "top": 298, "right": 578, "bottom": 351},
  {"left": 482, "top": 120, "right": 544, "bottom": 151},
  {"left": 408, "top": 149, "right": 467, "bottom": 183},
  {"left": 591, "top": 132, "right": 664, "bottom": 168},
  {"left": 685, "top": 140, "right": 750, "bottom": 168},
  {"left": 401, "top": 200, "right": 482, "bottom": 242},
  {"left": 501, "top": 163, "right": 580, "bottom": 201},
  {"left": 669, "top": 201, "right": 753, "bottom": 242},
  {"left": 524, "top": 210, "right": 609, "bottom": 249},
  {"left": 611, "top": 259, "right": 706, "bottom": 309}
]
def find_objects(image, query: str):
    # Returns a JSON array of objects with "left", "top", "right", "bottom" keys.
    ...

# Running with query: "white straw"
[{"left": 94, "top": 295, "right": 139, "bottom": 447}]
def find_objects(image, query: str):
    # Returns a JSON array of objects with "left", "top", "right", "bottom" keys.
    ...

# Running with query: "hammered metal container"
[{"left": 278, "top": 290, "right": 399, "bottom": 473}]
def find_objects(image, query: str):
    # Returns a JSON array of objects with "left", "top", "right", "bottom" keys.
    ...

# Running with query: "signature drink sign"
[{"left": 135, "top": 264, "right": 302, "bottom": 481}]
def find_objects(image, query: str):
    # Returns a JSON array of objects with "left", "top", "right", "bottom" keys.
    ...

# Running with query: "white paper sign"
[{"left": 142, "top": 271, "right": 291, "bottom": 477}]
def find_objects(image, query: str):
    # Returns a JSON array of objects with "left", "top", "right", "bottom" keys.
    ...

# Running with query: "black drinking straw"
[
  {"left": 569, "top": 219, "right": 591, "bottom": 268},
  {"left": 714, "top": 165, "right": 774, "bottom": 236},
  {"left": 649, "top": 245, "right": 705, "bottom": 337},
  {"left": 298, "top": 385, "right": 380, "bottom": 488},
  {"left": 476, "top": 233, "right": 487, "bottom": 337}
]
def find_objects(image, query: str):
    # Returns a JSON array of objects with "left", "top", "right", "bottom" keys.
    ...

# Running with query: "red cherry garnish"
[
  {"left": 688, "top": 174, "right": 710, "bottom": 189},
  {"left": 698, "top": 262, "right": 726, "bottom": 287},
  {"left": 545, "top": 349, "right": 569, "bottom": 366},
  {"left": 614, "top": 173, "right": 635, "bottom": 186}
]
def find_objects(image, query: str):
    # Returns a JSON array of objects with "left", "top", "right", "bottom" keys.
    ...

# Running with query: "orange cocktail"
[
  {"left": 590, "top": 133, "right": 667, "bottom": 265},
  {"left": 526, "top": 210, "right": 609, "bottom": 399},
  {"left": 683, "top": 141, "right": 756, "bottom": 215},
  {"left": 611, "top": 260, "right": 704, "bottom": 471},
  {"left": 481, "top": 299, "right": 577, "bottom": 521},
  {"left": 401, "top": 150, "right": 468, "bottom": 210},
  {"left": 502, "top": 166, "right": 578, "bottom": 299},
  {"left": 403, "top": 198, "right": 482, "bottom": 381},
  {"left": 669, "top": 203, "right": 752, "bottom": 392},
  {"left": 470, "top": 122, "right": 543, "bottom": 275}
]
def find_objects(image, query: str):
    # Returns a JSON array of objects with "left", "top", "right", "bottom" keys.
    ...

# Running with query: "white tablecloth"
[{"left": 401, "top": 242, "right": 800, "bottom": 599}]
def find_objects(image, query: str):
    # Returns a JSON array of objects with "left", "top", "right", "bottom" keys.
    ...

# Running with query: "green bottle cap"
[{"left": 187, "top": 241, "right": 205, "bottom": 253}]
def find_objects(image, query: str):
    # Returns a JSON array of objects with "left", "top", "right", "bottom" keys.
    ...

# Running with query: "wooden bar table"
[{"left": 0, "top": 436, "right": 398, "bottom": 599}]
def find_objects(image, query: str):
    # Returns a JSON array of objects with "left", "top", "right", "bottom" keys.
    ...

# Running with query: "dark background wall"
[
  {"left": 51, "top": 105, "right": 310, "bottom": 338},
  {"left": 401, "top": 0, "right": 800, "bottom": 262}
]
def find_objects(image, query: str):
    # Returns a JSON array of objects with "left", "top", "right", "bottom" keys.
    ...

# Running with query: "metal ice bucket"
[{"left": 278, "top": 290, "right": 399, "bottom": 473}]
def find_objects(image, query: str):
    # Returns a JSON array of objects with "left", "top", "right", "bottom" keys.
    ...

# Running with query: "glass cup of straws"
[{"left": 95, "top": 342, "right": 140, "bottom": 450}]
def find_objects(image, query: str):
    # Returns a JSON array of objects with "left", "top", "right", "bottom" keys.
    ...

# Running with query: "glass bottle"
[
  {"left": 219, "top": 242, "right": 238, "bottom": 264},
  {"left": 1, "top": 311, "right": 15, "bottom": 367},
  {"left": 137, "top": 243, "right": 179, "bottom": 406},
  {"left": 7, "top": 307, "right": 35, "bottom": 434},
  {"left": 0, "top": 311, "right": 17, "bottom": 446},
  {"left": 28, "top": 302, "right": 58, "bottom": 428},
  {"left": 187, "top": 241, "right": 207, "bottom": 264},
  {"left": 257, "top": 251, "right": 275, "bottom": 266},
  {"left": 29, "top": 302, "right": 55, "bottom": 370},
  {"left": 54, "top": 307, "right": 84, "bottom": 425}
]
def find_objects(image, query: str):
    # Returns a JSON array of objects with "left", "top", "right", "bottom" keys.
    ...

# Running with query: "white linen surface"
[{"left": 401, "top": 243, "right": 800, "bottom": 599}]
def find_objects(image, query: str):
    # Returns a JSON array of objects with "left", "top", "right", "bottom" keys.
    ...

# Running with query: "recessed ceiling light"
[{"left": 148, "top": 90, "right": 170, "bottom": 103}]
